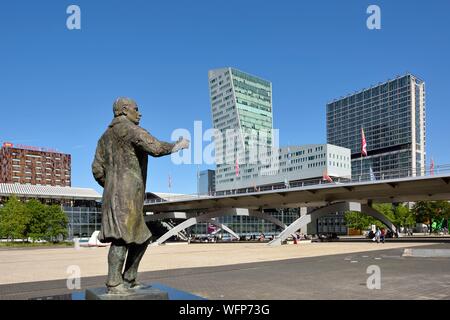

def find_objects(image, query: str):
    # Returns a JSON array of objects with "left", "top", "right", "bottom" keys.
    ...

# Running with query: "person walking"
[
  {"left": 380, "top": 228, "right": 385, "bottom": 243},
  {"left": 374, "top": 228, "right": 381, "bottom": 244}
]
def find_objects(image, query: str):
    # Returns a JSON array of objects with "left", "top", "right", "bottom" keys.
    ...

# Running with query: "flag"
[
  {"left": 168, "top": 174, "right": 172, "bottom": 189},
  {"left": 323, "top": 170, "right": 333, "bottom": 183},
  {"left": 207, "top": 223, "right": 217, "bottom": 234},
  {"left": 369, "top": 167, "right": 376, "bottom": 181},
  {"left": 361, "top": 128, "right": 367, "bottom": 157},
  {"left": 430, "top": 158, "right": 435, "bottom": 176},
  {"left": 235, "top": 158, "right": 240, "bottom": 177}
]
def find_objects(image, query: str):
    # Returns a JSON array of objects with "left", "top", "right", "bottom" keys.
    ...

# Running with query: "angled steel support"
[
  {"left": 268, "top": 202, "right": 398, "bottom": 246},
  {"left": 151, "top": 208, "right": 286, "bottom": 245},
  {"left": 207, "top": 219, "right": 240, "bottom": 240},
  {"left": 268, "top": 202, "right": 357, "bottom": 246}
]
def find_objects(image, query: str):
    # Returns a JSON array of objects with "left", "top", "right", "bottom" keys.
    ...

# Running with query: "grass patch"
[{"left": 0, "top": 241, "right": 73, "bottom": 248}]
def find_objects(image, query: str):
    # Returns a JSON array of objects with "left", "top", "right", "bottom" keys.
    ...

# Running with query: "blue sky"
[{"left": 1, "top": 0, "right": 449, "bottom": 194}]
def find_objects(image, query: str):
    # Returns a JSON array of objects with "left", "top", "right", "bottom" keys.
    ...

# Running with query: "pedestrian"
[
  {"left": 374, "top": 228, "right": 381, "bottom": 243},
  {"left": 380, "top": 228, "right": 385, "bottom": 243}
]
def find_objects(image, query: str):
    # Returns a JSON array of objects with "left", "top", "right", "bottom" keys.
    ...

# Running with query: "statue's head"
[{"left": 113, "top": 97, "right": 141, "bottom": 125}]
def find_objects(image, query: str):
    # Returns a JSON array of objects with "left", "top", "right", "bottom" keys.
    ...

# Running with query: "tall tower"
[
  {"left": 208, "top": 68, "right": 273, "bottom": 191},
  {"left": 326, "top": 74, "right": 426, "bottom": 180}
]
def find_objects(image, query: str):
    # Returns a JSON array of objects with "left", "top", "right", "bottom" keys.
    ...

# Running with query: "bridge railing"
[{"left": 144, "top": 164, "right": 450, "bottom": 204}]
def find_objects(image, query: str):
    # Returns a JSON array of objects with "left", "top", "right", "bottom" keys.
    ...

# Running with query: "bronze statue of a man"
[{"left": 92, "top": 97, "right": 189, "bottom": 294}]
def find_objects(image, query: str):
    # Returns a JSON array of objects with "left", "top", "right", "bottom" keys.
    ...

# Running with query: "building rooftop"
[
  {"left": 0, "top": 183, "right": 101, "bottom": 200},
  {"left": 327, "top": 72, "right": 424, "bottom": 104}
]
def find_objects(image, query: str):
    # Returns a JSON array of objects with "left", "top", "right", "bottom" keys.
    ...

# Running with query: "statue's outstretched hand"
[{"left": 174, "top": 137, "right": 190, "bottom": 152}]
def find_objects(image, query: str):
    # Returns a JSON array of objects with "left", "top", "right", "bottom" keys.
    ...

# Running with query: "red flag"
[
  {"left": 207, "top": 223, "right": 217, "bottom": 234},
  {"left": 361, "top": 128, "right": 367, "bottom": 157},
  {"left": 430, "top": 158, "right": 435, "bottom": 176},
  {"left": 235, "top": 159, "right": 240, "bottom": 177},
  {"left": 323, "top": 170, "right": 333, "bottom": 183}
]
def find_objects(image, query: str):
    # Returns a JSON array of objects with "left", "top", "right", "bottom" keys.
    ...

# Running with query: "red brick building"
[{"left": 0, "top": 142, "right": 71, "bottom": 187}]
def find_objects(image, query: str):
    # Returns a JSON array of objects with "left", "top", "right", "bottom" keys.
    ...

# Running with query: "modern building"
[
  {"left": 208, "top": 68, "right": 351, "bottom": 193},
  {"left": 327, "top": 73, "right": 426, "bottom": 180},
  {"left": 198, "top": 169, "right": 215, "bottom": 195},
  {"left": 208, "top": 67, "right": 273, "bottom": 192},
  {"left": 215, "top": 144, "right": 351, "bottom": 193},
  {"left": 0, "top": 142, "right": 71, "bottom": 187},
  {"left": 0, "top": 183, "right": 101, "bottom": 239}
]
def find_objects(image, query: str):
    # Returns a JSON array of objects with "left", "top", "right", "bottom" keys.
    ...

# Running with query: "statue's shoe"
[
  {"left": 124, "top": 280, "right": 146, "bottom": 290},
  {"left": 107, "top": 283, "right": 134, "bottom": 295}
]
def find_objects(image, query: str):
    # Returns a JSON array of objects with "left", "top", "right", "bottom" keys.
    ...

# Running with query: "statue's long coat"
[{"left": 92, "top": 116, "right": 175, "bottom": 244}]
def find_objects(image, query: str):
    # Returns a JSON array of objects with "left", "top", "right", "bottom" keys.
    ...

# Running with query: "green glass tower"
[{"left": 208, "top": 68, "right": 273, "bottom": 191}]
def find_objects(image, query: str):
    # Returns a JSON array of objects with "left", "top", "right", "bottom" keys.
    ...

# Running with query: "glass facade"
[
  {"left": 198, "top": 169, "right": 215, "bottom": 195},
  {"left": 64, "top": 203, "right": 102, "bottom": 238},
  {"left": 326, "top": 74, "right": 426, "bottom": 179},
  {"left": 209, "top": 68, "right": 273, "bottom": 190},
  {"left": 188, "top": 208, "right": 301, "bottom": 237},
  {"left": 317, "top": 213, "right": 347, "bottom": 235}
]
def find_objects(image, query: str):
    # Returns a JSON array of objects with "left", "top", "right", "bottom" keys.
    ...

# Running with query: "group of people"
[{"left": 368, "top": 227, "right": 386, "bottom": 243}]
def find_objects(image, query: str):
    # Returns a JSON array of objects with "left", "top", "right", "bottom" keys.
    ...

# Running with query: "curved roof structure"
[{"left": 0, "top": 183, "right": 101, "bottom": 200}]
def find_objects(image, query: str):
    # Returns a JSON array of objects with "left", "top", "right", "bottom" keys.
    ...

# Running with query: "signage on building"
[{"left": 2, "top": 142, "right": 59, "bottom": 153}]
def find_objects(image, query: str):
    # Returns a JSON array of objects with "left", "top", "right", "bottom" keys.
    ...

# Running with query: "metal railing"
[{"left": 145, "top": 164, "right": 450, "bottom": 204}]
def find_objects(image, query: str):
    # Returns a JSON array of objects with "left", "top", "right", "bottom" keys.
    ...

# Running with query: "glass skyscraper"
[
  {"left": 326, "top": 74, "right": 426, "bottom": 180},
  {"left": 208, "top": 67, "right": 273, "bottom": 191}
]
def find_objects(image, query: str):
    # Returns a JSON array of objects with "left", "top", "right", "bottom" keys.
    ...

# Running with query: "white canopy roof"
[{"left": 0, "top": 183, "right": 102, "bottom": 200}]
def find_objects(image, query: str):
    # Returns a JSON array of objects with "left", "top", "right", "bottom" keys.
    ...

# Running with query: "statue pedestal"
[
  {"left": 85, "top": 284, "right": 169, "bottom": 300},
  {"left": 30, "top": 282, "right": 205, "bottom": 300}
]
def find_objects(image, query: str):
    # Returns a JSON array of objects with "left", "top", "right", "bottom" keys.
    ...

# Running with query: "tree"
[
  {"left": 412, "top": 201, "right": 448, "bottom": 234},
  {"left": 0, "top": 196, "right": 29, "bottom": 241},
  {"left": 26, "top": 199, "right": 47, "bottom": 241},
  {"left": 44, "top": 205, "right": 68, "bottom": 242},
  {"left": 345, "top": 204, "right": 414, "bottom": 236},
  {"left": 0, "top": 197, "right": 68, "bottom": 243},
  {"left": 393, "top": 204, "right": 416, "bottom": 234},
  {"left": 344, "top": 211, "right": 373, "bottom": 233},
  {"left": 373, "top": 203, "right": 395, "bottom": 223}
]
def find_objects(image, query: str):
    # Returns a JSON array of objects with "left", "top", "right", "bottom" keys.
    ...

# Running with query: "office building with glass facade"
[
  {"left": 198, "top": 169, "right": 215, "bottom": 195},
  {"left": 327, "top": 74, "right": 426, "bottom": 180},
  {"left": 208, "top": 67, "right": 273, "bottom": 192},
  {"left": 209, "top": 68, "right": 351, "bottom": 193}
]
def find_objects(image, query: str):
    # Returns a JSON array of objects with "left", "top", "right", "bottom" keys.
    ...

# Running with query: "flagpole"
[
  {"left": 196, "top": 165, "right": 199, "bottom": 197},
  {"left": 360, "top": 127, "right": 365, "bottom": 182},
  {"left": 360, "top": 127, "right": 362, "bottom": 181},
  {"left": 360, "top": 157, "right": 363, "bottom": 181},
  {"left": 168, "top": 174, "right": 171, "bottom": 194}
]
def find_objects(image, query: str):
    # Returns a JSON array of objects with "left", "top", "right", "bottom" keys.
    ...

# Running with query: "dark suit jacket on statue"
[{"left": 92, "top": 115, "right": 175, "bottom": 244}]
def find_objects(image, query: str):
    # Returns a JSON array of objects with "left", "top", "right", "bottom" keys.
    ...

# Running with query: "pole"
[
  {"left": 360, "top": 156, "right": 363, "bottom": 181},
  {"left": 197, "top": 165, "right": 199, "bottom": 197}
]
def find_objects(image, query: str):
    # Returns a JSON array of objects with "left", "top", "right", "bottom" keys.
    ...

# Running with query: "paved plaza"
[{"left": 0, "top": 241, "right": 449, "bottom": 299}]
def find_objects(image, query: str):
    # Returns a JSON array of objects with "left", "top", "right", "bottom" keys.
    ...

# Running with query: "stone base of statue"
[{"left": 85, "top": 284, "right": 169, "bottom": 300}]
